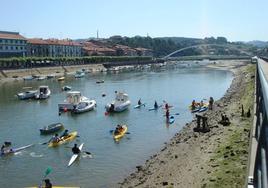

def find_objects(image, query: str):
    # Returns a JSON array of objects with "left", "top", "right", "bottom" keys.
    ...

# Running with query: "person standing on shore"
[{"left": 209, "top": 97, "right": 214, "bottom": 110}]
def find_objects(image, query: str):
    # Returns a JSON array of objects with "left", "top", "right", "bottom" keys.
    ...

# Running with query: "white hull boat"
[
  {"left": 105, "top": 92, "right": 131, "bottom": 112},
  {"left": 35, "top": 86, "right": 51, "bottom": 99},
  {"left": 58, "top": 91, "right": 90, "bottom": 111},
  {"left": 73, "top": 100, "right": 96, "bottom": 114},
  {"left": 17, "top": 90, "right": 38, "bottom": 100}
]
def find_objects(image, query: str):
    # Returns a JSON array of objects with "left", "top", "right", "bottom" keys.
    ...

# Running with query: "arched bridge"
[{"left": 163, "top": 44, "right": 252, "bottom": 59}]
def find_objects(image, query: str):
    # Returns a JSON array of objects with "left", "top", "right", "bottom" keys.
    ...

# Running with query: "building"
[
  {"left": 0, "top": 31, "right": 27, "bottom": 58},
  {"left": 82, "top": 41, "right": 116, "bottom": 56},
  {"left": 27, "top": 38, "right": 82, "bottom": 57},
  {"left": 27, "top": 38, "right": 49, "bottom": 57},
  {"left": 114, "top": 44, "right": 138, "bottom": 56},
  {"left": 135, "top": 47, "right": 153, "bottom": 57}
]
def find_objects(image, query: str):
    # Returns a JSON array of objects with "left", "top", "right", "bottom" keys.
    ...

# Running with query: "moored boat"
[
  {"left": 105, "top": 92, "right": 131, "bottom": 112},
  {"left": 73, "top": 100, "right": 97, "bottom": 114},
  {"left": 17, "top": 90, "right": 38, "bottom": 100},
  {"left": 62, "top": 86, "right": 72, "bottom": 91},
  {"left": 35, "top": 86, "right": 51, "bottom": 99},
  {"left": 58, "top": 91, "right": 90, "bottom": 111},
  {"left": 74, "top": 71, "right": 85, "bottom": 78},
  {"left": 40, "top": 123, "right": 64, "bottom": 135},
  {"left": 96, "top": 80, "right": 104, "bottom": 84},
  {"left": 57, "top": 76, "right": 65, "bottom": 81}
]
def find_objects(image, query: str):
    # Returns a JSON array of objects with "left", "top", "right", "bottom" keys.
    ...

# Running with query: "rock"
[
  {"left": 225, "top": 170, "right": 231, "bottom": 174},
  {"left": 226, "top": 146, "right": 232, "bottom": 150},
  {"left": 136, "top": 166, "right": 143, "bottom": 171},
  {"left": 174, "top": 155, "right": 178, "bottom": 159},
  {"left": 230, "top": 152, "right": 235, "bottom": 156}
]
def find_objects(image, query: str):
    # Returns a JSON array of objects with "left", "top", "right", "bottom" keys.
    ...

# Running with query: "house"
[{"left": 0, "top": 31, "right": 27, "bottom": 58}]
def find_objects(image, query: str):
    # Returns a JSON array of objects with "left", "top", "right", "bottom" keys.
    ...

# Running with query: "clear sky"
[{"left": 1, "top": 0, "right": 267, "bottom": 41}]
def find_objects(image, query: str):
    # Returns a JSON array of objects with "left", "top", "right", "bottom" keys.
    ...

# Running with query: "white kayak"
[{"left": 68, "top": 143, "right": 83, "bottom": 167}]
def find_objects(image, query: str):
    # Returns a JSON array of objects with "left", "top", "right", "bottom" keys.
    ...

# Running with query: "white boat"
[
  {"left": 74, "top": 71, "right": 85, "bottom": 78},
  {"left": 58, "top": 91, "right": 89, "bottom": 111},
  {"left": 105, "top": 92, "right": 131, "bottom": 112},
  {"left": 23, "top": 76, "right": 34, "bottom": 81},
  {"left": 68, "top": 143, "right": 84, "bottom": 167},
  {"left": 35, "top": 86, "right": 51, "bottom": 99},
  {"left": 73, "top": 100, "right": 97, "bottom": 114},
  {"left": 17, "top": 90, "right": 38, "bottom": 100},
  {"left": 36, "top": 76, "right": 46, "bottom": 81}
]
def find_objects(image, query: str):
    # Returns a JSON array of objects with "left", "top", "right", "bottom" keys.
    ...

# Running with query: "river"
[{"left": 0, "top": 63, "right": 233, "bottom": 188}]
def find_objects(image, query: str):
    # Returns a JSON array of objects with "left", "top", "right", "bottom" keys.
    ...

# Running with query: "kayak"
[
  {"left": 113, "top": 125, "right": 128, "bottom": 140},
  {"left": 68, "top": 143, "right": 84, "bottom": 167},
  {"left": 168, "top": 116, "right": 175, "bottom": 124},
  {"left": 57, "top": 77, "right": 65, "bottom": 81},
  {"left": 48, "top": 131, "right": 78, "bottom": 147},
  {"left": 1, "top": 144, "right": 34, "bottom": 156},
  {"left": 148, "top": 105, "right": 162, "bottom": 111},
  {"left": 134, "top": 103, "right": 145, "bottom": 109}
]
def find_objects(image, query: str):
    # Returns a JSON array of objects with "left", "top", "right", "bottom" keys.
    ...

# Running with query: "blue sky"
[{"left": 0, "top": 0, "right": 267, "bottom": 41}]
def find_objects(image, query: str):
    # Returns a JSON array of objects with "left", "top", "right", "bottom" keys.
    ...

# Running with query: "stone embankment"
[{"left": 0, "top": 64, "right": 106, "bottom": 83}]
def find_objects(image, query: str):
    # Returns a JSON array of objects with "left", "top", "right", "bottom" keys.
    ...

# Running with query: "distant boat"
[
  {"left": 36, "top": 76, "right": 46, "bottom": 81},
  {"left": 17, "top": 90, "right": 38, "bottom": 100},
  {"left": 47, "top": 75, "right": 55, "bottom": 79},
  {"left": 105, "top": 92, "right": 131, "bottom": 112},
  {"left": 57, "top": 77, "right": 65, "bottom": 81},
  {"left": 23, "top": 76, "right": 34, "bottom": 81},
  {"left": 74, "top": 71, "right": 85, "bottom": 78},
  {"left": 40, "top": 123, "right": 64, "bottom": 135},
  {"left": 62, "top": 86, "right": 72, "bottom": 91},
  {"left": 96, "top": 80, "right": 104, "bottom": 84},
  {"left": 35, "top": 86, "right": 51, "bottom": 99}
]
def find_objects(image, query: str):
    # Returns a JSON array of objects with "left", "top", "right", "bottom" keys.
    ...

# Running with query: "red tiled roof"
[
  {"left": 28, "top": 38, "right": 49, "bottom": 45},
  {"left": 83, "top": 46, "right": 116, "bottom": 53},
  {"left": 0, "top": 32, "right": 26, "bottom": 40},
  {"left": 46, "top": 39, "right": 82, "bottom": 46}
]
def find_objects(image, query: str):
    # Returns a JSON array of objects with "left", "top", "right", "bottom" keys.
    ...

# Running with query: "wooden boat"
[
  {"left": 40, "top": 123, "right": 64, "bottom": 135},
  {"left": 58, "top": 77, "right": 65, "bottom": 81}
]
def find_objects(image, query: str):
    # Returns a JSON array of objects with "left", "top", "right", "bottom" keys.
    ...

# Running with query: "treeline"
[{"left": 108, "top": 36, "right": 229, "bottom": 57}]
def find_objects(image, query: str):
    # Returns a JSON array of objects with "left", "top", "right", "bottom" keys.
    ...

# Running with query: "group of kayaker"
[{"left": 114, "top": 124, "right": 124, "bottom": 135}]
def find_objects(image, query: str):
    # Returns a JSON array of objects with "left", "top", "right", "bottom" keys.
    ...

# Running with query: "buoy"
[{"left": 64, "top": 107, "right": 67, "bottom": 112}]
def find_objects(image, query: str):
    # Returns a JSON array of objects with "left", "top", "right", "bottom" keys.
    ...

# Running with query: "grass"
[{"left": 204, "top": 64, "right": 255, "bottom": 188}]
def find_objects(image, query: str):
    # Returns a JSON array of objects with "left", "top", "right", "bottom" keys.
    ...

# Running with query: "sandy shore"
[{"left": 117, "top": 60, "right": 254, "bottom": 188}]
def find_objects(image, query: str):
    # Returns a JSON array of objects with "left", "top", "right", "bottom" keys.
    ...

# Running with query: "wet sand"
[{"left": 118, "top": 60, "right": 254, "bottom": 188}]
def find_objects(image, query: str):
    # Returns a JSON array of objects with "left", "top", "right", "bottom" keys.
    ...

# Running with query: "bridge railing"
[{"left": 248, "top": 58, "right": 268, "bottom": 188}]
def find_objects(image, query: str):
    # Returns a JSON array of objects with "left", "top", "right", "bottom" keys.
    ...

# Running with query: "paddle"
[
  {"left": 64, "top": 146, "right": 92, "bottom": 155},
  {"left": 39, "top": 167, "right": 52, "bottom": 187},
  {"left": 163, "top": 113, "right": 180, "bottom": 117}
]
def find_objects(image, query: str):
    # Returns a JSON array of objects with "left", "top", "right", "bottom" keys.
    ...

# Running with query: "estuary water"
[{"left": 0, "top": 64, "right": 233, "bottom": 188}]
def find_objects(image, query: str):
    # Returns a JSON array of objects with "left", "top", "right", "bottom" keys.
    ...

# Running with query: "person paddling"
[
  {"left": 154, "top": 101, "right": 158, "bottom": 109},
  {"left": 60, "top": 129, "right": 69, "bottom": 138},
  {"left": 44, "top": 179, "right": 52, "bottom": 188},
  {"left": 72, "top": 144, "right": 81, "bottom": 154},
  {"left": 49, "top": 133, "right": 60, "bottom": 143},
  {"left": 166, "top": 109, "right": 170, "bottom": 119},
  {"left": 138, "top": 98, "right": 142, "bottom": 105}
]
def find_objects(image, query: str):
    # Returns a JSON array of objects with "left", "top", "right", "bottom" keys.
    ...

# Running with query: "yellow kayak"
[
  {"left": 188, "top": 102, "right": 209, "bottom": 109},
  {"left": 48, "top": 131, "right": 78, "bottom": 147},
  {"left": 113, "top": 125, "right": 127, "bottom": 140}
]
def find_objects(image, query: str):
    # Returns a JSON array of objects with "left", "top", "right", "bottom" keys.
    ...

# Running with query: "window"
[
  {"left": 16, "top": 46, "right": 18, "bottom": 50},
  {"left": 0, "top": 39, "right": 2, "bottom": 43},
  {"left": 20, "top": 46, "right": 23, "bottom": 50},
  {"left": 11, "top": 46, "right": 13, "bottom": 50}
]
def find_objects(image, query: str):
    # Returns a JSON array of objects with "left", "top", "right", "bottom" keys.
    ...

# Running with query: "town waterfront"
[{"left": 0, "top": 64, "right": 232, "bottom": 187}]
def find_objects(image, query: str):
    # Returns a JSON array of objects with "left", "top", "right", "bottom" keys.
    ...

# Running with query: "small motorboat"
[
  {"left": 58, "top": 91, "right": 90, "bottom": 111},
  {"left": 74, "top": 71, "right": 85, "bottom": 78},
  {"left": 62, "top": 86, "right": 72, "bottom": 91},
  {"left": 17, "top": 90, "right": 37, "bottom": 100},
  {"left": 23, "top": 76, "right": 34, "bottom": 81},
  {"left": 96, "top": 80, "right": 104, "bottom": 84},
  {"left": 40, "top": 123, "right": 64, "bottom": 135},
  {"left": 73, "top": 100, "right": 97, "bottom": 114},
  {"left": 35, "top": 86, "right": 51, "bottom": 99},
  {"left": 105, "top": 92, "right": 131, "bottom": 112},
  {"left": 36, "top": 76, "right": 46, "bottom": 81},
  {"left": 57, "top": 76, "right": 65, "bottom": 81},
  {"left": 46, "top": 75, "right": 55, "bottom": 79}
]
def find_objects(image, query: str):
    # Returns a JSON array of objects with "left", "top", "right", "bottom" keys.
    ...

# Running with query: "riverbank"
[{"left": 118, "top": 61, "right": 254, "bottom": 188}]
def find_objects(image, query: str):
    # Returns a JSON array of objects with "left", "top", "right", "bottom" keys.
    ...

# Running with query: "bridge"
[
  {"left": 163, "top": 44, "right": 252, "bottom": 60},
  {"left": 247, "top": 57, "right": 268, "bottom": 188}
]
